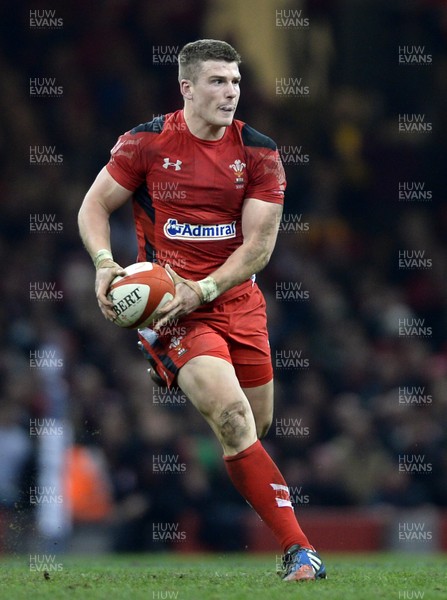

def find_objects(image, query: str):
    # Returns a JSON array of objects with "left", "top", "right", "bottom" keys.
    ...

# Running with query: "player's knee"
[{"left": 218, "top": 401, "right": 251, "bottom": 446}]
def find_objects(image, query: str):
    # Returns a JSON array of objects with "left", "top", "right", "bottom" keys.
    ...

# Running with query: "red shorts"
[{"left": 137, "top": 281, "right": 273, "bottom": 389}]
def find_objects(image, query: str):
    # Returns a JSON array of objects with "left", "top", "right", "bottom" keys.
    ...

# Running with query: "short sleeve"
[
  {"left": 106, "top": 131, "right": 146, "bottom": 191},
  {"left": 244, "top": 146, "right": 286, "bottom": 205}
]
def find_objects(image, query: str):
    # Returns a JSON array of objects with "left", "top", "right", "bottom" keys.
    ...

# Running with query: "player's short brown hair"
[{"left": 178, "top": 39, "right": 241, "bottom": 82}]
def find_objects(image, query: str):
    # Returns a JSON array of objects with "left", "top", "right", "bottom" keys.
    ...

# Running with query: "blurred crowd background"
[{"left": 1, "top": 0, "right": 447, "bottom": 553}]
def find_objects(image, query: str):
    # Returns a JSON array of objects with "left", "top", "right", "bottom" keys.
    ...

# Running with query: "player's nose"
[{"left": 225, "top": 83, "right": 238, "bottom": 98}]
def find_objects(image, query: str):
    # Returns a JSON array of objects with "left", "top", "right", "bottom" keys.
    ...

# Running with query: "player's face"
[{"left": 183, "top": 61, "right": 241, "bottom": 134}]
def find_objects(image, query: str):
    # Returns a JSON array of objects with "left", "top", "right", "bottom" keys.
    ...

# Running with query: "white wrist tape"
[
  {"left": 93, "top": 249, "right": 114, "bottom": 269},
  {"left": 197, "top": 276, "right": 219, "bottom": 303}
]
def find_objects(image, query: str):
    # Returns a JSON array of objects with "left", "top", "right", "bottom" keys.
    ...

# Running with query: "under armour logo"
[{"left": 163, "top": 158, "right": 182, "bottom": 171}]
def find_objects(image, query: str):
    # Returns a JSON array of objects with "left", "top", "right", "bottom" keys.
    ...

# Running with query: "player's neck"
[{"left": 182, "top": 109, "right": 226, "bottom": 141}]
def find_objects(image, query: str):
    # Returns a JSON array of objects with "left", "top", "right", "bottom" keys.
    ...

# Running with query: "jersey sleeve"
[
  {"left": 106, "top": 131, "right": 146, "bottom": 191},
  {"left": 244, "top": 146, "right": 286, "bottom": 205}
]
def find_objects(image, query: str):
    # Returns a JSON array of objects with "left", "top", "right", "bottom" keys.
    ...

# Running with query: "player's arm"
[
  {"left": 78, "top": 167, "right": 133, "bottom": 320},
  {"left": 155, "top": 198, "right": 282, "bottom": 327},
  {"left": 210, "top": 197, "right": 282, "bottom": 291}
]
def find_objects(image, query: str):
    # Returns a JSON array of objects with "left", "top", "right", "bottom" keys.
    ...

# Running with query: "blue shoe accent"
[{"left": 281, "top": 545, "right": 327, "bottom": 581}]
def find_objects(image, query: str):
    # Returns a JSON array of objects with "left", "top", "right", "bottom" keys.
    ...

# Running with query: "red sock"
[{"left": 224, "top": 440, "right": 311, "bottom": 553}]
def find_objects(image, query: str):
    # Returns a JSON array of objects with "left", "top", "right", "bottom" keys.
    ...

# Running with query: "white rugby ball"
[{"left": 107, "top": 262, "right": 175, "bottom": 329}]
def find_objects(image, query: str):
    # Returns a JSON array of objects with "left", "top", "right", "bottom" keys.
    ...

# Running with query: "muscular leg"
[
  {"left": 177, "top": 354, "right": 312, "bottom": 553},
  {"left": 178, "top": 355, "right": 257, "bottom": 455}
]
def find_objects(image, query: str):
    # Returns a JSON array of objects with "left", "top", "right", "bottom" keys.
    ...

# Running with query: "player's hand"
[
  {"left": 95, "top": 260, "right": 126, "bottom": 321},
  {"left": 153, "top": 264, "right": 201, "bottom": 329}
]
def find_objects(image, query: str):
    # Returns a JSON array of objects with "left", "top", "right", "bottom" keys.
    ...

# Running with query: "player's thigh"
[
  {"left": 177, "top": 355, "right": 257, "bottom": 448},
  {"left": 242, "top": 379, "right": 274, "bottom": 438}
]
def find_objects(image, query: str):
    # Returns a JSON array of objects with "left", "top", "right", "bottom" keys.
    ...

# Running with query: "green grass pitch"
[{"left": 0, "top": 553, "right": 446, "bottom": 600}]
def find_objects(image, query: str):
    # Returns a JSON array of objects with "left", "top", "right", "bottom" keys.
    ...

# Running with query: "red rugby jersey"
[{"left": 106, "top": 109, "right": 285, "bottom": 282}]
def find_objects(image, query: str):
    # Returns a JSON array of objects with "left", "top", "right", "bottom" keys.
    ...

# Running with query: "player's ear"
[{"left": 180, "top": 79, "right": 193, "bottom": 100}]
